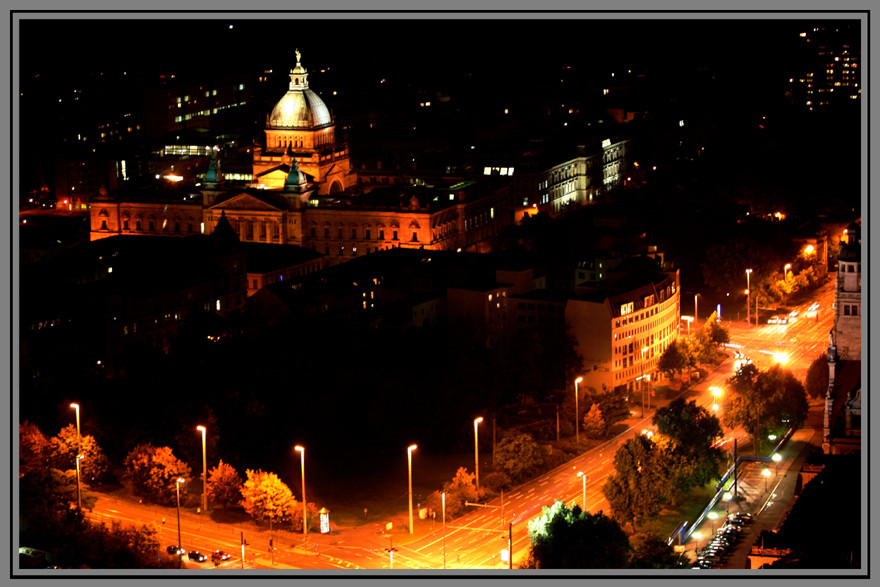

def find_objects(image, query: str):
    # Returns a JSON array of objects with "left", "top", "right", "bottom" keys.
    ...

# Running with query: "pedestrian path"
[{"left": 685, "top": 426, "right": 817, "bottom": 569}]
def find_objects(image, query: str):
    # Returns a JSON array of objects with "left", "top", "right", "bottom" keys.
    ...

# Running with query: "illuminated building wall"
[
  {"left": 90, "top": 200, "right": 203, "bottom": 241},
  {"left": 513, "top": 138, "right": 629, "bottom": 221},
  {"left": 833, "top": 222, "right": 861, "bottom": 360},
  {"left": 566, "top": 269, "right": 680, "bottom": 396},
  {"left": 252, "top": 52, "right": 355, "bottom": 195},
  {"left": 143, "top": 74, "right": 254, "bottom": 136}
]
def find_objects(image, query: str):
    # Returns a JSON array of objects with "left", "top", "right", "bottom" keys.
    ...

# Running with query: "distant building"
[
  {"left": 90, "top": 52, "right": 515, "bottom": 264},
  {"left": 832, "top": 220, "right": 860, "bottom": 360},
  {"left": 790, "top": 24, "right": 861, "bottom": 111},
  {"left": 21, "top": 219, "right": 247, "bottom": 378}
]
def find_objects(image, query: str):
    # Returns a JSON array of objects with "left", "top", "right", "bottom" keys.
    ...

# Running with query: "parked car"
[
  {"left": 728, "top": 512, "right": 753, "bottom": 524},
  {"left": 212, "top": 550, "right": 231, "bottom": 562},
  {"left": 767, "top": 315, "right": 788, "bottom": 325},
  {"left": 166, "top": 545, "right": 185, "bottom": 556},
  {"left": 187, "top": 551, "right": 208, "bottom": 563}
]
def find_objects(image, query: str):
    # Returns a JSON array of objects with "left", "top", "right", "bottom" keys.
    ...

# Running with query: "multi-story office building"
[{"left": 566, "top": 269, "right": 680, "bottom": 396}]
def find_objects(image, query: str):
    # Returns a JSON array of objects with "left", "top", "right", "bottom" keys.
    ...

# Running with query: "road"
[{"left": 86, "top": 281, "right": 836, "bottom": 570}]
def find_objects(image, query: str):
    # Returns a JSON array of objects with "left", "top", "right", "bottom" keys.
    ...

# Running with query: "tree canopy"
[
  {"left": 122, "top": 443, "right": 192, "bottom": 505},
  {"left": 805, "top": 353, "right": 829, "bottom": 400},
  {"left": 239, "top": 469, "right": 297, "bottom": 526},
  {"left": 602, "top": 434, "right": 674, "bottom": 530},
  {"left": 724, "top": 363, "right": 808, "bottom": 449},
  {"left": 207, "top": 459, "right": 243, "bottom": 510},
  {"left": 494, "top": 432, "right": 544, "bottom": 482},
  {"left": 524, "top": 501, "right": 631, "bottom": 568}
]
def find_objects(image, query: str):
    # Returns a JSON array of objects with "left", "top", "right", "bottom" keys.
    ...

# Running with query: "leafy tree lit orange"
[{"left": 240, "top": 469, "right": 297, "bottom": 526}]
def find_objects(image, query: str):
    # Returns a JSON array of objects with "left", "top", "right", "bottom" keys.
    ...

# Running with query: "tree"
[
  {"left": 524, "top": 501, "right": 631, "bottom": 568},
  {"left": 653, "top": 398, "right": 723, "bottom": 451},
  {"left": 724, "top": 364, "right": 809, "bottom": 450},
  {"left": 629, "top": 532, "right": 689, "bottom": 568},
  {"left": 123, "top": 443, "right": 192, "bottom": 505},
  {"left": 594, "top": 392, "right": 630, "bottom": 434},
  {"left": 657, "top": 341, "right": 688, "bottom": 379},
  {"left": 602, "top": 435, "right": 674, "bottom": 530},
  {"left": 49, "top": 424, "right": 110, "bottom": 483},
  {"left": 19, "top": 421, "right": 51, "bottom": 478},
  {"left": 701, "top": 311, "right": 730, "bottom": 348},
  {"left": 494, "top": 432, "right": 544, "bottom": 482},
  {"left": 206, "top": 460, "right": 243, "bottom": 510},
  {"left": 582, "top": 404, "right": 606, "bottom": 439},
  {"left": 805, "top": 353, "right": 829, "bottom": 400},
  {"left": 653, "top": 398, "right": 724, "bottom": 492},
  {"left": 239, "top": 469, "right": 297, "bottom": 526}
]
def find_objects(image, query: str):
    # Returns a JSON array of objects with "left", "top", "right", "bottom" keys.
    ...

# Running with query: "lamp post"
[
  {"left": 407, "top": 444, "right": 417, "bottom": 534},
  {"left": 694, "top": 293, "right": 700, "bottom": 325},
  {"left": 783, "top": 264, "right": 792, "bottom": 305},
  {"left": 70, "top": 403, "right": 81, "bottom": 455},
  {"left": 682, "top": 316, "right": 693, "bottom": 335},
  {"left": 746, "top": 269, "right": 753, "bottom": 327},
  {"left": 175, "top": 477, "right": 185, "bottom": 564},
  {"left": 294, "top": 445, "right": 307, "bottom": 541},
  {"left": 771, "top": 453, "right": 782, "bottom": 476},
  {"left": 576, "top": 471, "right": 587, "bottom": 509},
  {"left": 574, "top": 377, "right": 583, "bottom": 445},
  {"left": 723, "top": 491, "right": 732, "bottom": 514},
  {"left": 762, "top": 468, "right": 771, "bottom": 492},
  {"left": 639, "top": 347, "right": 649, "bottom": 417},
  {"left": 710, "top": 386, "right": 721, "bottom": 413},
  {"left": 75, "top": 454, "right": 84, "bottom": 512},
  {"left": 707, "top": 511, "right": 718, "bottom": 534},
  {"left": 473, "top": 417, "right": 483, "bottom": 491},
  {"left": 441, "top": 492, "right": 447, "bottom": 569},
  {"left": 693, "top": 531, "right": 703, "bottom": 553},
  {"left": 196, "top": 425, "right": 207, "bottom": 514}
]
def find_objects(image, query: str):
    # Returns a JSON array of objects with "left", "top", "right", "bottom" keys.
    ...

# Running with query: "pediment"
[{"left": 210, "top": 192, "right": 283, "bottom": 212}]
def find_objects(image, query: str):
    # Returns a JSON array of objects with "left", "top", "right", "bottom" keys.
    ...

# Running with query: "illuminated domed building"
[{"left": 251, "top": 50, "right": 355, "bottom": 194}]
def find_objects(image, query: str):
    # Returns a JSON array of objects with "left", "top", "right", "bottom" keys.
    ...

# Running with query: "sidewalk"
[{"left": 684, "top": 426, "right": 818, "bottom": 569}]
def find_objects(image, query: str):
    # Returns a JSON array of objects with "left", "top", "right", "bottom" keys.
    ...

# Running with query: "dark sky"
[{"left": 19, "top": 17, "right": 820, "bottom": 84}]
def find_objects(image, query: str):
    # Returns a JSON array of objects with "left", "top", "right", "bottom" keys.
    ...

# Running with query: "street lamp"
[
  {"left": 762, "top": 468, "right": 772, "bottom": 492},
  {"left": 746, "top": 269, "right": 753, "bottom": 327},
  {"left": 574, "top": 377, "right": 583, "bottom": 445},
  {"left": 771, "top": 453, "right": 782, "bottom": 476},
  {"left": 710, "top": 386, "right": 721, "bottom": 412},
  {"left": 473, "top": 417, "right": 483, "bottom": 491},
  {"left": 694, "top": 293, "right": 700, "bottom": 324},
  {"left": 783, "top": 263, "right": 791, "bottom": 277},
  {"left": 707, "top": 511, "right": 718, "bottom": 534},
  {"left": 722, "top": 491, "right": 732, "bottom": 514},
  {"left": 407, "top": 444, "right": 417, "bottom": 534},
  {"left": 175, "top": 477, "right": 185, "bottom": 564},
  {"left": 639, "top": 347, "right": 649, "bottom": 417},
  {"left": 441, "top": 491, "right": 447, "bottom": 569},
  {"left": 75, "top": 454, "right": 84, "bottom": 512},
  {"left": 69, "top": 403, "right": 81, "bottom": 437},
  {"left": 692, "top": 531, "right": 703, "bottom": 553},
  {"left": 681, "top": 315, "right": 694, "bottom": 335},
  {"left": 576, "top": 471, "right": 587, "bottom": 509},
  {"left": 196, "top": 425, "right": 207, "bottom": 514},
  {"left": 295, "top": 446, "right": 307, "bottom": 541}
]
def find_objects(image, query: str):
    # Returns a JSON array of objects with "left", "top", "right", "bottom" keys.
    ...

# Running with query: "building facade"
[
  {"left": 566, "top": 269, "right": 680, "bottom": 396},
  {"left": 833, "top": 221, "right": 861, "bottom": 360}
]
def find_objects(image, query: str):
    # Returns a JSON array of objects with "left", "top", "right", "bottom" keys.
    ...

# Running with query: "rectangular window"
[
  {"left": 366, "top": 229, "right": 371, "bottom": 239},
  {"left": 379, "top": 229, "right": 385, "bottom": 240},
  {"left": 852, "top": 305, "right": 859, "bottom": 316},
  {"left": 324, "top": 228, "right": 330, "bottom": 238},
  {"left": 352, "top": 228, "right": 357, "bottom": 239},
  {"left": 411, "top": 231, "right": 418, "bottom": 242},
  {"left": 310, "top": 227, "right": 316, "bottom": 238},
  {"left": 844, "top": 305, "right": 850, "bottom": 316},
  {"left": 392, "top": 230, "right": 398, "bottom": 240},
  {"left": 338, "top": 228, "right": 343, "bottom": 239}
]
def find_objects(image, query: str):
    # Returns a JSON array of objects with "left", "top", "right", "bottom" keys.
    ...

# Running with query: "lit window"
[{"left": 216, "top": 300, "right": 221, "bottom": 311}]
